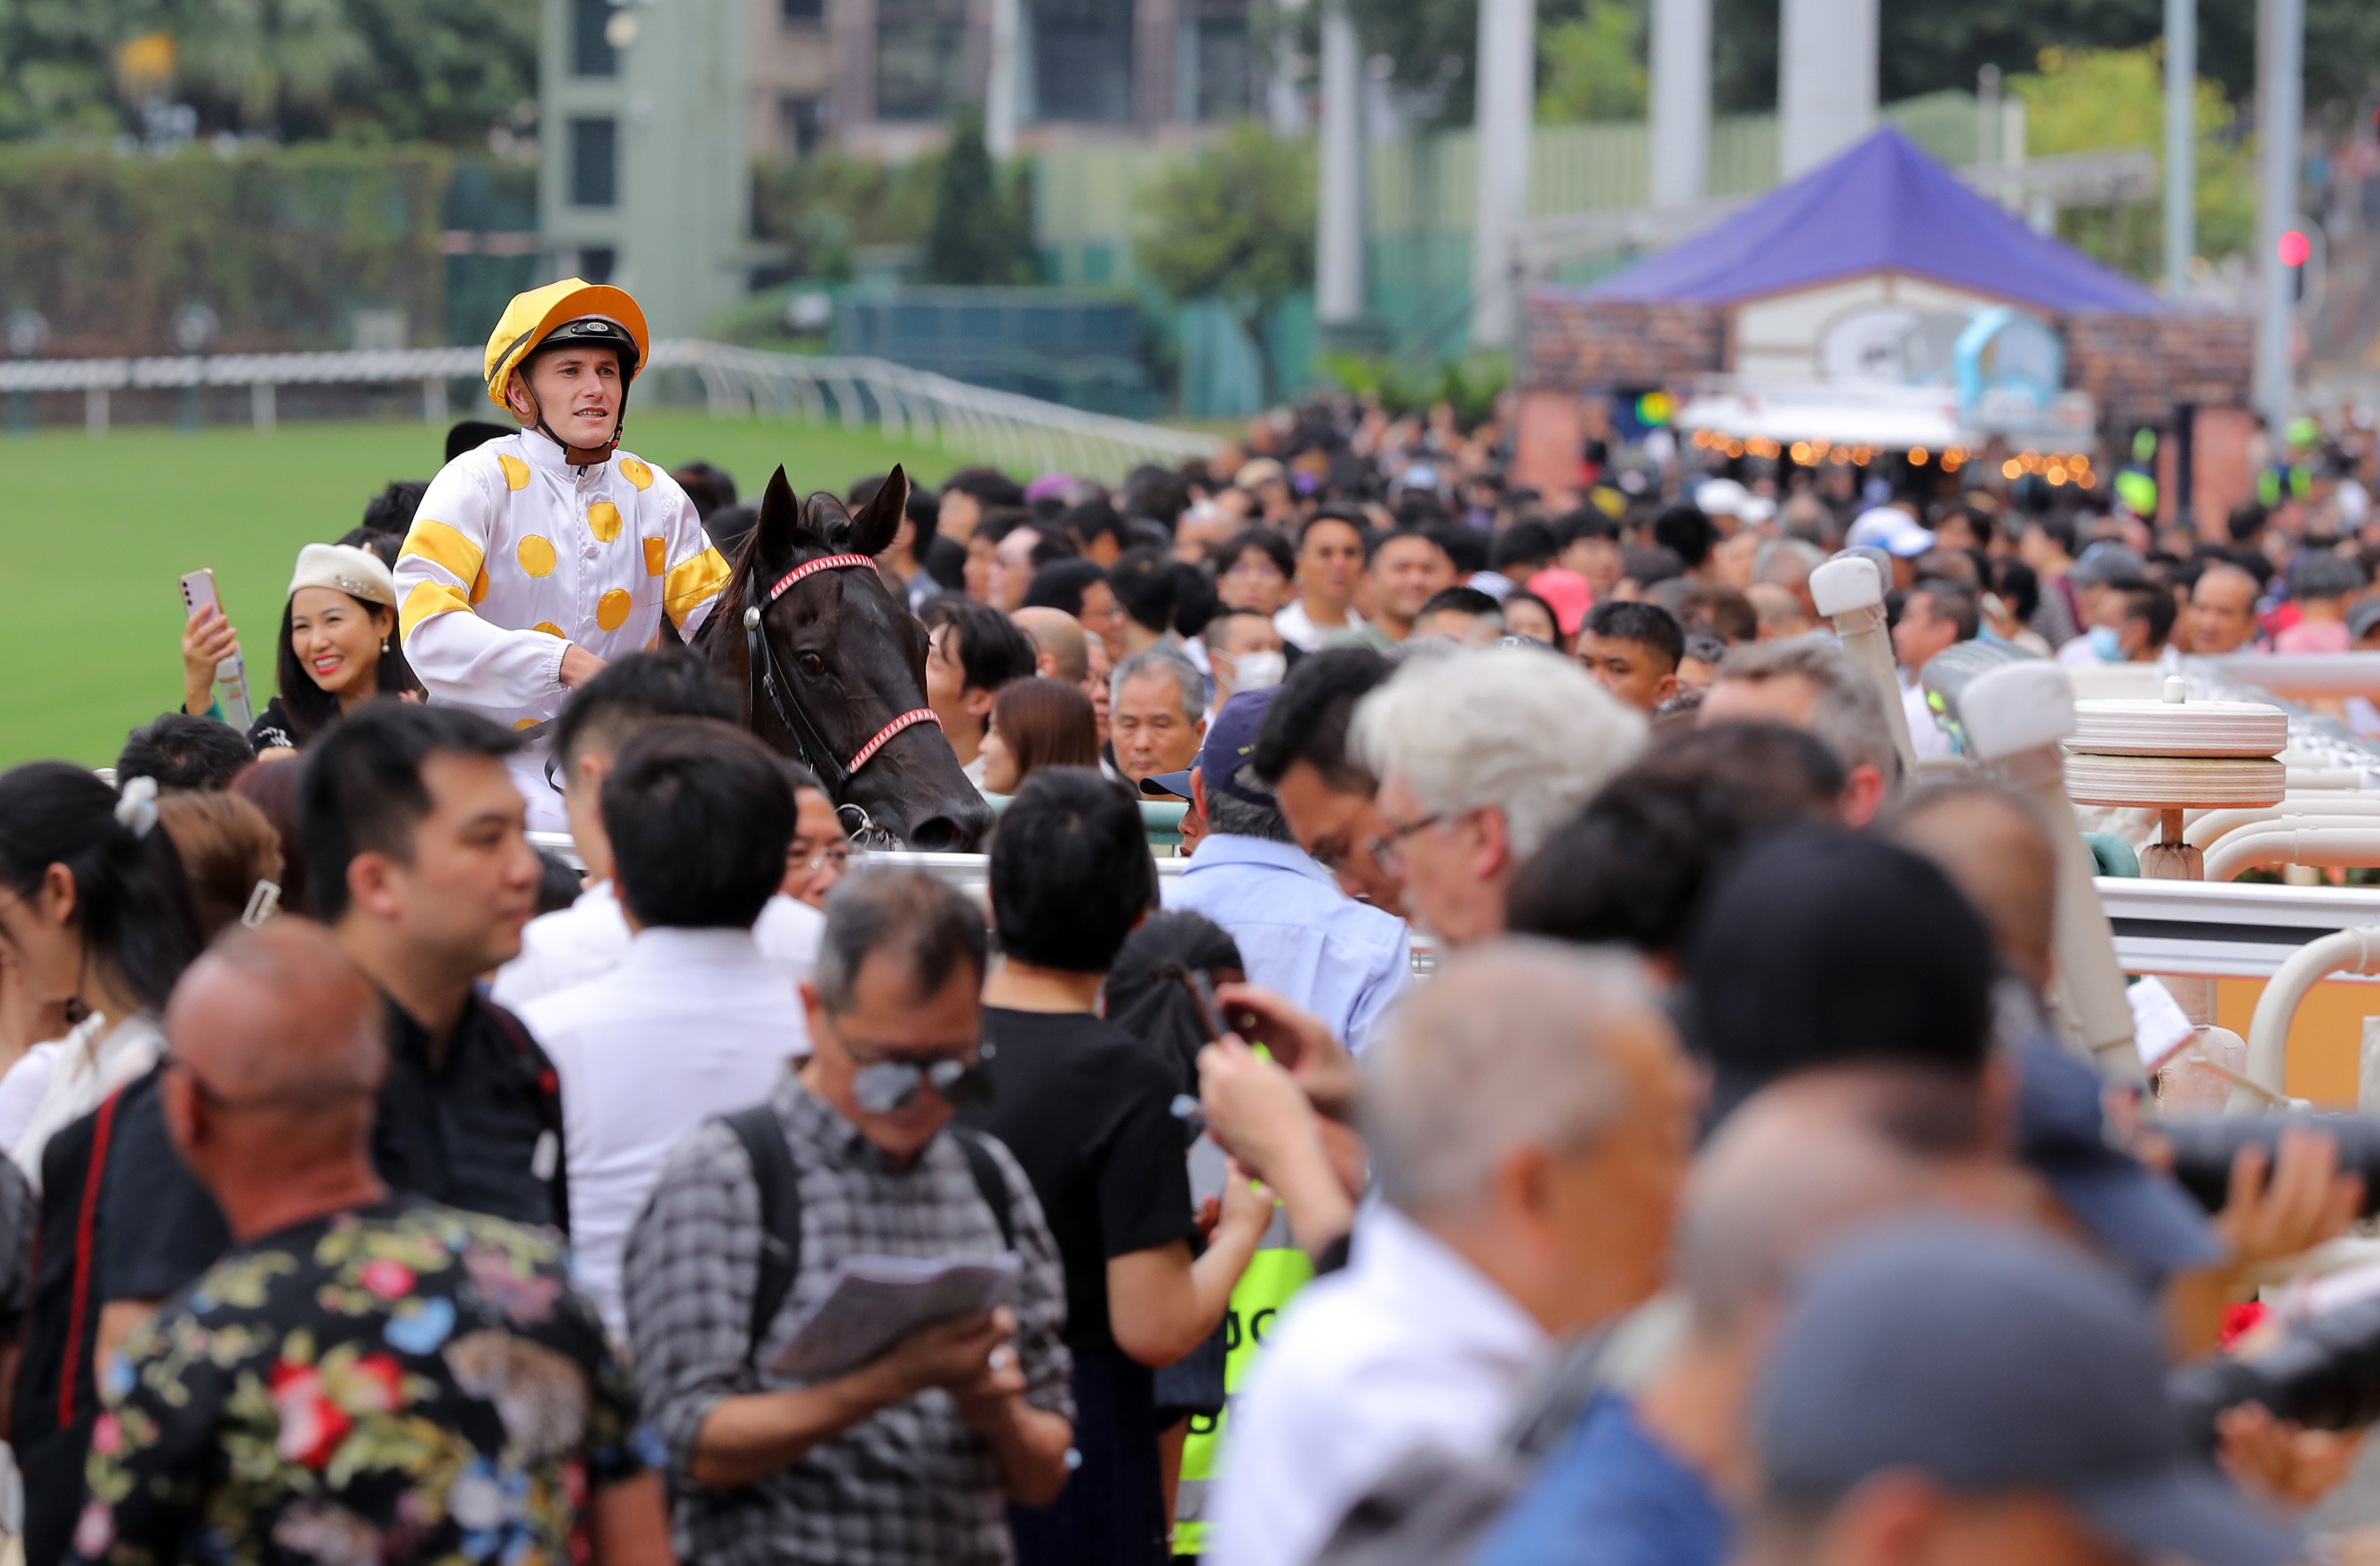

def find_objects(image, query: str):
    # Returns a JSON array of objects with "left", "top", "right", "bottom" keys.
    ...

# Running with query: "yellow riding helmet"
[{"left": 483, "top": 279, "right": 652, "bottom": 411}]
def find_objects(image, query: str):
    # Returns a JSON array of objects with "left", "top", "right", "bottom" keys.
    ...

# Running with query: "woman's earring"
[{"left": 382, "top": 637, "right": 392, "bottom": 654}]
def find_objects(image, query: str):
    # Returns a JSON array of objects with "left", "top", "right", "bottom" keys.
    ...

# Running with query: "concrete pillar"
[
  {"left": 1268, "top": 0, "right": 1308, "bottom": 134},
  {"left": 2253, "top": 0, "right": 2303, "bottom": 426},
  {"left": 619, "top": 0, "right": 750, "bottom": 336},
  {"left": 1470, "top": 0, "right": 1534, "bottom": 347},
  {"left": 1777, "top": 0, "right": 1877, "bottom": 178},
  {"left": 1316, "top": 0, "right": 1364, "bottom": 325},
  {"left": 985, "top": 0, "right": 1020, "bottom": 155},
  {"left": 1647, "top": 0, "right": 1710, "bottom": 207},
  {"left": 2164, "top": 0, "right": 2196, "bottom": 295}
]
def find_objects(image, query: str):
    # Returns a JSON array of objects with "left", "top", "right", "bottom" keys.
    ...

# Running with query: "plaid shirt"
[{"left": 623, "top": 1076, "right": 1073, "bottom": 1566}]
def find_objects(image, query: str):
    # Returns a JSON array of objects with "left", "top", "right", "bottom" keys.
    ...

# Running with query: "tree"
[
  {"left": 1134, "top": 122, "right": 1316, "bottom": 404},
  {"left": 919, "top": 107, "right": 1037, "bottom": 285},
  {"left": 1538, "top": 0, "right": 1644, "bottom": 122}
]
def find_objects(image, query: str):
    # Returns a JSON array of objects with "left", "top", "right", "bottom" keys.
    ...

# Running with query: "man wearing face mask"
[{"left": 1202, "top": 608, "right": 1289, "bottom": 706}]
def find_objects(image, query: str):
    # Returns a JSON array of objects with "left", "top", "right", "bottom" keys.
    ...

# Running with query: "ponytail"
[{"left": 0, "top": 762, "right": 204, "bottom": 1015}]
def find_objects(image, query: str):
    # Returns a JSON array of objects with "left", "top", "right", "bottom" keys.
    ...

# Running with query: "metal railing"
[{"left": 0, "top": 339, "right": 1220, "bottom": 480}]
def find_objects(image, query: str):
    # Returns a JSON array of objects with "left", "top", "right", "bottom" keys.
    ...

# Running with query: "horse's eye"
[{"left": 796, "top": 651, "right": 826, "bottom": 676}]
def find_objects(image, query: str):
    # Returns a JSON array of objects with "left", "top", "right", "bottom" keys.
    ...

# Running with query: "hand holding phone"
[
  {"left": 1211, "top": 982, "right": 1360, "bottom": 1120},
  {"left": 178, "top": 569, "right": 253, "bottom": 728}
]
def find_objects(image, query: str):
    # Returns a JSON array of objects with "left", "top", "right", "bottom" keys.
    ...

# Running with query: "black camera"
[
  {"left": 2157, "top": 1114, "right": 2380, "bottom": 1219},
  {"left": 2169, "top": 1294, "right": 2380, "bottom": 1449}
]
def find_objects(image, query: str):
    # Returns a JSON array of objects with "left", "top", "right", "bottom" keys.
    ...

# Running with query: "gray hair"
[
  {"left": 1204, "top": 766, "right": 1294, "bottom": 843},
  {"left": 814, "top": 868, "right": 988, "bottom": 1014},
  {"left": 1364, "top": 939, "right": 1659, "bottom": 1214},
  {"left": 1712, "top": 633, "right": 1900, "bottom": 786},
  {"left": 1753, "top": 537, "right": 1823, "bottom": 588},
  {"left": 1111, "top": 648, "right": 1205, "bottom": 724},
  {"left": 1350, "top": 644, "right": 1647, "bottom": 858}
]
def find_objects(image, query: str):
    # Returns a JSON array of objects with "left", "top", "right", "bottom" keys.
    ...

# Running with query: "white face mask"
[{"left": 1231, "top": 650, "right": 1286, "bottom": 691}]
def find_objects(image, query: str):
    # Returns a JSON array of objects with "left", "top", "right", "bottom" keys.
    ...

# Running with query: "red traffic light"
[{"left": 2279, "top": 229, "right": 2311, "bottom": 267}]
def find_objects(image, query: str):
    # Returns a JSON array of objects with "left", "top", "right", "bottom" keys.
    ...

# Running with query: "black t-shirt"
[
  {"left": 101, "top": 1069, "right": 233, "bottom": 1304},
  {"left": 960, "top": 1008, "right": 1196, "bottom": 1354}
]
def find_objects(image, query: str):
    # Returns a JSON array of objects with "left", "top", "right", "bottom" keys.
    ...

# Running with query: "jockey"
[{"left": 393, "top": 279, "right": 732, "bottom": 828}]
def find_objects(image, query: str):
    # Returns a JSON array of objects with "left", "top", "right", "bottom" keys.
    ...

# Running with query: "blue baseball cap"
[
  {"left": 2016, "top": 1041, "right": 2224, "bottom": 1285},
  {"left": 1140, "top": 689, "right": 1277, "bottom": 808},
  {"left": 1758, "top": 1219, "right": 2300, "bottom": 1566}
]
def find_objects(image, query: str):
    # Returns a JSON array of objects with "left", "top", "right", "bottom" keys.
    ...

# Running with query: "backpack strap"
[
  {"left": 58, "top": 1087, "right": 126, "bottom": 1432},
  {"left": 724, "top": 1104, "right": 803, "bottom": 1368},
  {"left": 950, "top": 1127, "right": 1016, "bottom": 1252}
]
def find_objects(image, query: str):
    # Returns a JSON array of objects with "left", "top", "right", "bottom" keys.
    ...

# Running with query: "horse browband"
[{"left": 742, "top": 552, "right": 940, "bottom": 789}]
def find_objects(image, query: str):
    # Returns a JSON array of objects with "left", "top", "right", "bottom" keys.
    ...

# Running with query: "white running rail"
[{"left": 0, "top": 338, "right": 1220, "bottom": 480}]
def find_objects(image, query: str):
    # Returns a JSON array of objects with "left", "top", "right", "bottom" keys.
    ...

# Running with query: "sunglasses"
[{"left": 844, "top": 1037, "right": 998, "bottom": 1115}]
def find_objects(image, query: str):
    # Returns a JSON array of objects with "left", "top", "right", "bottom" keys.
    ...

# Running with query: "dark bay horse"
[{"left": 700, "top": 463, "right": 991, "bottom": 850}]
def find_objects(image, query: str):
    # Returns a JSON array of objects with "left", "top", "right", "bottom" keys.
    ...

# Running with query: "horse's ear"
[
  {"left": 754, "top": 466, "right": 802, "bottom": 557},
  {"left": 845, "top": 464, "right": 909, "bottom": 558}
]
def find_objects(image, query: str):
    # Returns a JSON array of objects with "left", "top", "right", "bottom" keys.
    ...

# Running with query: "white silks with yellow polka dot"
[{"left": 393, "top": 431, "right": 731, "bottom": 741}]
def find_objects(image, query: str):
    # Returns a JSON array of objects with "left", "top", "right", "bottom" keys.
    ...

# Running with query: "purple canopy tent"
[{"left": 1579, "top": 127, "right": 2166, "bottom": 317}]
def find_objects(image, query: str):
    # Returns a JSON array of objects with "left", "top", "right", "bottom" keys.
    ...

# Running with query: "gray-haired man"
[{"left": 625, "top": 870, "right": 1075, "bottom": 1565}]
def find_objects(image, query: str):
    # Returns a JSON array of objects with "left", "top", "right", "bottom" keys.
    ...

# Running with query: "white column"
[
  {"left": 1268, "top": 0, "right": 1309, "bottom": 134},
  {"left": 1777, "top": 0, "right": 1876, "bottom": 177},
  {"left": 2164, "top": 0, "right": 2196, "bottom": 295},
  {"left": 2253, "top": 0, "right": 2303, "bottom": 425},
  {"left": 1647, "top": 0, "right": 1710, "bottom": 207},
  {"left": 1316, "top": 0, "right": 1364, "bottom": 324},
  {"left": 1470, "top": 0, "right": 1534, "bottom": 347},
  {"left": 986, "top": 0, "right": 1020, "bottom": 156}
]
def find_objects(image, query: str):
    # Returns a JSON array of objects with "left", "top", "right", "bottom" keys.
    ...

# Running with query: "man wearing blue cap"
[
  {"left": 1742, "top": 1219, "right": 2302, "bottom": 1566},
  {"left": 1152, "top": 690, "right": 1409, "bottom": 1055}
]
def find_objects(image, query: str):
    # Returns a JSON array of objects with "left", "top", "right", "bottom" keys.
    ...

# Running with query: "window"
[
  {"left": 876, "top": 0, "right": 969, "bottom": 120},
  {"left": 781, "top": 95, "right": 824, "bottom": 156},
  {"left": 580, "top": 247, "right": 617, "bottom": 284},
  {"left": 781, "top": 0, "right": 824, "bottom": 21},
  {"left": 570, "top": 117, "right": 618, "bottom": 207},
  {"left": 1190, "top": 14, "right": 1250, "bottom": 120},
  {"left": 572, "top": 0, "right": 617, "bottom": 77},
  {"left": 1030, "top": 0, "right": 1132, "bottom": 123}
]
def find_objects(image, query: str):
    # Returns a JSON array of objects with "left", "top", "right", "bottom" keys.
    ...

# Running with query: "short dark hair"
[
  {"left": 358, "top": 481, "right": 428, "bottom": 541},
  {"left": 1490, "top": 520, "right": 1558, "bottom": 574},
  {"left": 550, "top": 650, "right": 735, "bottom": 775},
  {"left": 904, "top": 482, "right": 940, "bottom": 553},
  {"left": 535, "top": 850, "right": 582, "bottom": 915},
  {"left": 2029, "top": 512, "right": 2078, "bottom": 556},
  {"left": 944, "top": 465, "right": 1027, "bottom": 508},
  {"left": 921, "top": 594, "right": 1037, "bottom": 695},
  {"left": 1652, "top": 505, "right": 1717, "bottom": 569},
  {"left": 1124, "top": 465, "right": 1189, "bottom": 529},
  {"left": 1298, "top": 509, "right": 1369, "bottom": 551},
  {"left": 1022, "top": 558, "right": 1110, "bottom": 619},
  {"left": 1429, "top": 522, "right": 1488, "bottom": 576},
  {"left": 1909, "top": 578, "right": 1981, "bottom": 642},
  {"left": 673, "top": 461, "right": 738, "bottom": 519},
  {"left": 118, "top": 713, "right": 253, "bottom": 793},
  {"left": 1554, "top": 507, "right": 1619, "bottom": 545},
  {"left": 298, "top": 703, "right": 520, "bottom": 922},
  {"left": 1062, "top": 499, "right": 1130, "bottom": 554},
  {"left": 1417, "top": 586, "right": 1503, "bottom": 622},
  {"left": 1369, "top": 528, "right": 1453, "bottom": 571},
  {"left": 1250, "top": 646, "right": 1393, "bottom": 792},
  {"left": 1509, "top": 721, "right": 1848, "bottom": 959},
  {"left": 1108, "top": 546, "right": 1179, "bottom": 633},
  {"left": 989, "top": 768, "right": 1157, "bottom": 973},
  {"left": 1583, "top": 600, "right": 1685, "bottom": 671},
  {"left": 2116, "top": 581, "right": 2178, "bottom": 648},
  {"left": 1677, "top": 584, "right": 1758, "bottom": 646},
  {"left": 603, "top": 718, "right": 794, "bottom": 930},
  {"left": 1216, "top": 526, "right": 1297, "bottom": 582},
  {"left": 814, "top": 868, "right": 989, "bottom": 1013}
]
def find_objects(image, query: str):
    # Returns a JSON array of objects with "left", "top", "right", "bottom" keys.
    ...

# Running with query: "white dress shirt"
[
  {"left": 1207, "top": 1205, "right": 1549, "bottom": 1566},
  {"left": 492, "top": 880, "right": 826, "bottom": 1011},
  {"left": 1273, "top": 600, "right": 1367, "bottom": 653},
  {"left": 520, "top": 924, "right": 813, "bottom": 1337},
  {"left": 1900, "top": 672, "right": 1956, "bottom": 759}
]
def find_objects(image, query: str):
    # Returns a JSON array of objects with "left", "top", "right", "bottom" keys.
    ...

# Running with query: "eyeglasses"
[
  {"left": 1365, "top": 812, "right": 1443, "bottom": 874},
  {"left": 790, "top": 840, "right": 851, "bottom": 876},
  {"left": 833, "top": 1033, "right": 997, "bottom": 1115}
]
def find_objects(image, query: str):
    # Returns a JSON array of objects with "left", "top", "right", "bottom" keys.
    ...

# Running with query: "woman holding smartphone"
[{"left": 180, "top": 543, "right": 418, "bottom": 758}]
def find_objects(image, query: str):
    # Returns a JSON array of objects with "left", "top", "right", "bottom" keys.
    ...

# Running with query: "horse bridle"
[{"left": 741, "top": 552, "right": 942, "bottom": 795}]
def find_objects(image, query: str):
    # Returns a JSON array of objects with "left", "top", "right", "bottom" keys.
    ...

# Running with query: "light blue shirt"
[{"left": 1161, "top": 833, "right": 1411, "bottom": 1054}]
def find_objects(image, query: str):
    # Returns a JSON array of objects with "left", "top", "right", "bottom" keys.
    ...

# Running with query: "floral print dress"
[{"left": 71, "top": 1196, "right": 649, "bottom": 1566}]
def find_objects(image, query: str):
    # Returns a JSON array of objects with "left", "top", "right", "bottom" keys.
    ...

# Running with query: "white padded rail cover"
[
  {"left": 2067, "top": 697, "right": 2289, "bottom": 759},
  {"left": 2064, "top": 753, "right": 2287, "bottom": 808}
]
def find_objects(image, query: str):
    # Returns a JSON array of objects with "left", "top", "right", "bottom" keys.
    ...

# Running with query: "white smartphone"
[{"left": 178, "top": 569, "right": 254, "bottom": 729}]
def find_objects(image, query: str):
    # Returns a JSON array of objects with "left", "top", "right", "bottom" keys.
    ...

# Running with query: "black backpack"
[{"left": 720, "top": 1105, "right": 1017, "bottom": 1366}]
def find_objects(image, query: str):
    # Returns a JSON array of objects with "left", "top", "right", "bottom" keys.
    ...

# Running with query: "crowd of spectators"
[{"left": 4, "top": 393, "right": 2379, "bottom": 1566}]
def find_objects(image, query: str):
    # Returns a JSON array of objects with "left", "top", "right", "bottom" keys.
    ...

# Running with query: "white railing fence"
[{"left": 0, "top": 339, "right": 1219, "bottom": 481}]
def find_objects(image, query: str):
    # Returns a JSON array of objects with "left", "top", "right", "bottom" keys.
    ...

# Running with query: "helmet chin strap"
[{"left": 514, "top": 378, "right": 628, "bottom": 468}]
